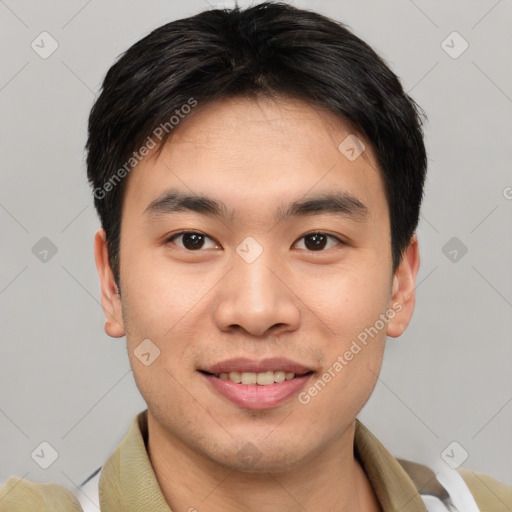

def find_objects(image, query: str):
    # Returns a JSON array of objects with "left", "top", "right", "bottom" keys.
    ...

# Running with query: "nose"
[{"left": 213, "top": 246, "right": 301, "bottom": 337}]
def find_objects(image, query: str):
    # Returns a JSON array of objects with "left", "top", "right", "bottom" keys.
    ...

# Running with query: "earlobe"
[
  {"left": 94, "top": 228, "right": 125, "bottom": 338},
  {"left": 386, "top": 234, "right": 421, "bottom": 338}
]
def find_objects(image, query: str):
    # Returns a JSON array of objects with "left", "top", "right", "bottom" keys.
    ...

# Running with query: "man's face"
[{"left": 96, "top": 95, "right": 418, "bottom": 472}]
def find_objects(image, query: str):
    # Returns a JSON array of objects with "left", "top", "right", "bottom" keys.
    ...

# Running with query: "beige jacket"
[{"left": 1, "top": 410, "right": 510, "bottom": 511}]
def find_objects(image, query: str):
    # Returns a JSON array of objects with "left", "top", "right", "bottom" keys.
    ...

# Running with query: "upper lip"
[{"left": 200, "top": 357, "right": 314, "bottom": 375}]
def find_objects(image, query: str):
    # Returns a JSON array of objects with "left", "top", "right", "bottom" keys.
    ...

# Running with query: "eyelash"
[{"left": 164, "top": 231, "right": 345, "bottom": 252}]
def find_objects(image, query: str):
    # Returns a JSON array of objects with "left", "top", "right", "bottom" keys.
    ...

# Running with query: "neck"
[{"left": 146, "top": 416, "right": 381, "bottom": 512}]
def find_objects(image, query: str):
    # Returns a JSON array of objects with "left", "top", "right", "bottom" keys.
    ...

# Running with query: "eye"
[
  {"left": 165, "top": 231, "right": 220, "bottom": 251},
  {"left": 294, "top": 232, "right": 343, "bottom": 251},
  {"left": 165, "top": 231, "right": 343, "bottom": 252}
]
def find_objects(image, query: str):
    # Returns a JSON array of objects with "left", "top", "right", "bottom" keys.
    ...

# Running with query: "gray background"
[{"left": 1, "top": 0, "right": 511, "bottom": 496}]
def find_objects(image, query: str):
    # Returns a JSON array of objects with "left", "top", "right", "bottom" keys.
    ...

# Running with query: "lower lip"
[{"left": 201, "top": 372, "right": 313, "bottom": 410}]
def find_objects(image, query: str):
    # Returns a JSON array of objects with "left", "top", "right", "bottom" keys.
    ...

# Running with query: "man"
[{"left": 1, "top": 2, "right": 510, "bottom": 511}]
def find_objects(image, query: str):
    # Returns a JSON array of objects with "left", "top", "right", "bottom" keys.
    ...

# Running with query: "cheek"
[
  {"left": 120, "top": 252, "right": 211, "bottom": 373},
  {"left": 304, "top": 262, "right": 392, "bottom": 338},
  {"left": 296, "top": 346, "right": 383, "bottom": 437},
  {"left": 122, "top": 248, "right": 206, "bottom": 326}
]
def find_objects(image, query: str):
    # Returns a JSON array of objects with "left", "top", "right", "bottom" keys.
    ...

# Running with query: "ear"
[
  {"left": 386, "top": 233, "right": 421, "bottom": 338},
  {"left": 94, "top": 228, "right": 125, "bottom": 338}
]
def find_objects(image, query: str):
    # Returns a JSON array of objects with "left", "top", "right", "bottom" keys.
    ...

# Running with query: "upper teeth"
[{"left": 216, "top": 371, "right": 296, "bottom": 385}]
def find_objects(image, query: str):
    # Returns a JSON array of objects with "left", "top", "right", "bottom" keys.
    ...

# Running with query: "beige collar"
[{"left": 98, "top": 409, "right": 427, "bottom": 512}]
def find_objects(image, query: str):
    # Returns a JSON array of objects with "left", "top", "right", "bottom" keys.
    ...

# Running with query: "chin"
[{"left": 210, "top": 440, "right": 310, "bottom": 474}]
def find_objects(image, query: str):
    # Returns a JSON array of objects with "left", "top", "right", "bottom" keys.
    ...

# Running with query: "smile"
[
  {"left": 200, "top": 370, "right": 314, "bottom": 410},
  {"left": 214, "top": 370, "right": 298, "bottom": 385}
]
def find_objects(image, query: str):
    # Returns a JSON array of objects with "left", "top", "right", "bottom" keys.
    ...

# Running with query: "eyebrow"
[{"left": 143, "top": 187, "right": 369, "bottom": 224}]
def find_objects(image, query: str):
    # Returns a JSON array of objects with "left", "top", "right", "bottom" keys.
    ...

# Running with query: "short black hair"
[{"left": 86, "top": 1, "right": 427, "bottom": 289}]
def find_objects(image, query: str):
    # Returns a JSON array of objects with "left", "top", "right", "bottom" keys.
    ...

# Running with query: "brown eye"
[
  {"left": 167, "top": 232, "right": 219, "bottom": 251},
  {"left": 294, "top": 232, "right": 343, "bottom": 251}
]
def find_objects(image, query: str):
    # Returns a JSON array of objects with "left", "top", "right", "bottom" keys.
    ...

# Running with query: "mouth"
[
  {"left": 198, "top": 358, "right": 315, "bottom": 410},
  {"left": 201, "top": 370, "right": 312, "bottom": 385}
]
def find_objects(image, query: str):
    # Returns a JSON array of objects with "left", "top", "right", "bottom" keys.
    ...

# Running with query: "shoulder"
[
  {"left": 458, "top": 467, "right": 512, "bottom": 512},
  {"left": 0, "top": 476, "right": 83, "bottom": 511}
]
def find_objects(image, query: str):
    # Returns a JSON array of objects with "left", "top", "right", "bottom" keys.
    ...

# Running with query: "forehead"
[
  {"left": 158, "top": 95, "right": 366, "bottom": 161},
  {"left": 122, "top": 95, "right": 387, "bottom": 223}
]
